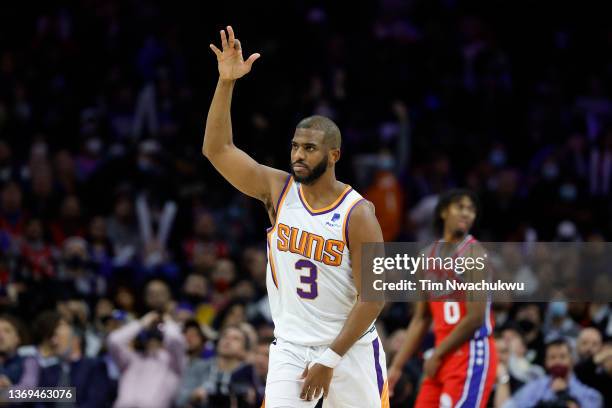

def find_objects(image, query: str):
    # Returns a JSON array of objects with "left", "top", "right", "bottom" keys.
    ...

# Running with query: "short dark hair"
[
  {"left": 296, "top": 115, "right": 341, "bottom": 149},
  {"left": 32, "top": 310, "right": 63, "bottom": 345},
  {"left": 433, "top": 188, "right": 480, "bottom": 236},
  {"left": 183, "top": 319, "right": 206, "bottom": 342},
  {"left": 545, "top": 337, "right": 572, "bottom": 354}
]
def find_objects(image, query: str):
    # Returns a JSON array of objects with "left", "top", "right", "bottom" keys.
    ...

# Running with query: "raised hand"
[{"left": 210, "top": 26, "right": 261, "bottom": 81}]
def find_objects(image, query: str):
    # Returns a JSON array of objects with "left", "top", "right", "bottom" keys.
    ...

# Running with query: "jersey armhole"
[
  {"left": 342, "top": 198, "right": 367, "bottom": 249},
  {"left": 268, "top": 175, "right": 293, "bottom": 233}
]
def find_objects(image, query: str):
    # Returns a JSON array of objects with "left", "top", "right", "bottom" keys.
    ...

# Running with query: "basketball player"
[
  {"left": 204, "top": 26, "right": 389, "bottom": 407},
  {"left": 387, "top": 189, "right": 497, "bottom": 407}
]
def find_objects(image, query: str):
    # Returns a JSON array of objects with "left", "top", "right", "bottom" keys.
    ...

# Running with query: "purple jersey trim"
[
  {"left": 373, "top": 338, "right": 384, "bottom": 396},
  {"left": 297, "top": 184, "right": 353, "bottom": 216},
  {"left": 344, "top": 198, "right": 367, "bottom": 249}
]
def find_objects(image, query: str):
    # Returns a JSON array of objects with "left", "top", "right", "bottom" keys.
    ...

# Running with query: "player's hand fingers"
[
  {"left": 245, "top": 53, "right": 261, "bottom": 68},
  {"left": 313, "top": 385, "right": 323, "bottom": 400},
  {"left": 323, "top": 383, "right": 330, "bottom": 399},
  {"left": 220, "top": 30, "right": 228, "bottom": 50},
  {"left": 209, "top": 44, "right": 222, "bottom": 58},
  {"left": 234, "top": 38, "right": 242, "bottom": 52},
  {"left": 300, "top": 382, "right": 310, "bottom": 400},
  {"left": 227, "top": 25, "right": 235, "bottom": 48},
  {"left": 307, "top": 384, "right": 318, "bottom": 401}
]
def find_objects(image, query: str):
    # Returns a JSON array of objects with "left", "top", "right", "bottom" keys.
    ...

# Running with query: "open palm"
[{"left": 210, "top": 26, "right": 261, "bottom": 80}]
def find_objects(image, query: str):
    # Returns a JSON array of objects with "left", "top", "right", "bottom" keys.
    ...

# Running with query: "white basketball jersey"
[{"left": 265, "top": 176, "right": 378, "bottom": 346}]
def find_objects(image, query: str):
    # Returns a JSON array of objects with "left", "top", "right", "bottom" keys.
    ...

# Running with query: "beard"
[{"left": 290, "top": 156, "right": 328, "bottom": 185}]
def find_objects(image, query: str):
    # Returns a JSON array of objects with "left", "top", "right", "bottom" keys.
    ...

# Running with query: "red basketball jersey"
[{"left": 426, "top": 235, "right": 494, "bottom": 345}]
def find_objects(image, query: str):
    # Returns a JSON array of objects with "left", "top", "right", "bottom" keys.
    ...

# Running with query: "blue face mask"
[{"left": 549, "top": 301, "right": 568, "bottom": 318}]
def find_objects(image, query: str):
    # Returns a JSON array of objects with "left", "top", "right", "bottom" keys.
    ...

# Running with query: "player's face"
[
  {"left": 290, "top": 129, "right": 332, "bottom": 185},
  {"left": 441, "top": 196, "right": 476, "bottom": 236}
]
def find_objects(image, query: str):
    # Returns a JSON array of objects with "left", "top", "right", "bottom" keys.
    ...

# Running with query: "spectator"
[
  {"left": 112, "top": 285, "right": 138, "bottom": 320},
  {"left": 144, "top": 279, "right": 174, "bottom": 314},
  {"left": 35, "top": 315, "right": 114, "bottom": 407},
  {"left": 59, "top": 237, "right": 106, "bottom": 302},
  {"left": 175, "top": 320, "right": 214, "bottom": 407},
  {"left": 543, "top": 301, "right": 581, "bottom": 344},
  {"left": 514, "top": 303, "right": 546, "bottom": 366},
  {"left": 575, "top": 327, "right": 603, "bottom": 363},
  {"left": 106, "top": 193, "right": 140, "bottom": 267},
  {"left": 500, "top": 325, "right": 545, "bottom": 384},
  {"left": 0, "top": 315, "right": 27, "bottom": 389},
  {"left": 587, "top": 302, "right": 612, "bottom": 340},
  {"left": 175, "top": 325, "right": 260, "bottom": 408},
  {"left": 49, "top": 195, "right": 86, "bottom": 246},
  {"left": 0, "top": 181, "right": 27, "bottom": 243},
  {"left": 18, "top": 310, "right": 63, "bottom": 388},
  {"left": 183, "top": 212, "right": 228, "bottom": 266},
  {"left": 492, "top": 331, "right": 545, "bottom": 407},
  {"left": 107, "top": 311, "right": 186, "bottom": 408},
  {"left": 498, "top": 338, "right": 603, "bottom": 408},
  {"left": 18, "top": 218, "right": 55, "bottom": 280},
  {"left": 87, "top": 215, "right": 115, "bottom": 279},
  {"left": 180, "top": 273, "right": 215, "bottom": 327},
  {"left": 574, "top": 341, "right": 612, "bottom": 407}
]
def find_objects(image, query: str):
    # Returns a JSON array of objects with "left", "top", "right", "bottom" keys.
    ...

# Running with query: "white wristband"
[{"left": 314, "top": 348, "right": 342, "bottom": 369}]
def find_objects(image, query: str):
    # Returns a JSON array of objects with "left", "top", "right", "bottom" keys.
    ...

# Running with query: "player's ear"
[{"left": 329, "top": 148, "right": 341, "bottom": 164}]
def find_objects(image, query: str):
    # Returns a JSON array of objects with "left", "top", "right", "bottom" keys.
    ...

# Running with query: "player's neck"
[
  {"left": 442, "top": 229, "right": 468, "bottom": 244},
  {"left": 300, "top": 173, "right": 345, "bottom": 207}
]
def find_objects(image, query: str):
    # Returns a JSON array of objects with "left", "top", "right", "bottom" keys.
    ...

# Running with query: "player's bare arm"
[
  {"left": 387, "top": 300, "right": 432, "bottom": 396},
  {"left": 423, "top": 243, "right": 488, "bottom": 378},
  {"left": 204, "top": 26, "right": 288, "bottom": 220},
  {"left": 300, "top": 201, "right": 385, "bottom": 401}
]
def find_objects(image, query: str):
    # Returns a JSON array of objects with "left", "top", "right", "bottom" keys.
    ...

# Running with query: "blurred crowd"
[{"left": 1, "top": 0, "right": 611, "bottom": 407}]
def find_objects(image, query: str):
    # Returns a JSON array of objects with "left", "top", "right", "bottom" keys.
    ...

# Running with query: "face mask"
[
  {"left": 518, "top": 318, "right": 536, "bottom": 333},
  {"left": 549, "top": 301, "right": 568, "bottom": 318},
  {"left": 213, "top": 278, "right": 230, "bottom": 293},
  {"left": 548, "top": 363, "right": 569, "bottom": 378}
]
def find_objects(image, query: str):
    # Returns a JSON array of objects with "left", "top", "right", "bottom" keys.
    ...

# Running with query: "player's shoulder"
[
  {"left": 347, "top": 198, "right": 375, "bottom": 219},
  {"left": 465, "top": 236, "right": 486, "bottom": 257},
  {"left": 268, "top": 170, "right": 292, "bottom": 203}
]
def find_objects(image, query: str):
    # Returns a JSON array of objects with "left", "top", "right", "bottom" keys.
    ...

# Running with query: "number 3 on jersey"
[
  {"left": 443, "top": 301, "right": 461, "bottom": 324},
  {"left": 296, "top": 259, "right": 318, "bottom": 299}
]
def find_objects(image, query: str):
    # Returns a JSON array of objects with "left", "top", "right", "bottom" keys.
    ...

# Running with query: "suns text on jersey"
[{"left": 276, "top": 223, "right": 345, "bottom": 266}]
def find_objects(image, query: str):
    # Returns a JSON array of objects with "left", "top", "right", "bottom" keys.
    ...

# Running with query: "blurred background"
[{"left": 0, "top": 0, "right": 611, "bottom": 407}]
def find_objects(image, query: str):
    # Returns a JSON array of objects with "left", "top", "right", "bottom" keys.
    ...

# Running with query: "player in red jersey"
[{"left": 388, "top": 189, "right": 497, "bottom": 408}]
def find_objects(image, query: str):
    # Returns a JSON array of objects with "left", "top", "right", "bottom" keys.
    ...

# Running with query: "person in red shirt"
[{"left": 388, "top": 189, "right": 497, "bottom": 407}]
